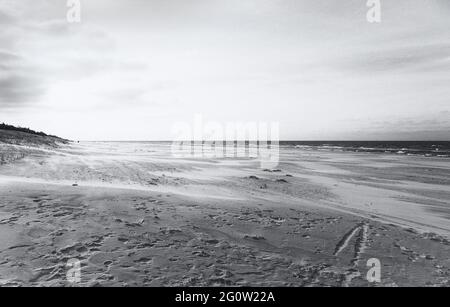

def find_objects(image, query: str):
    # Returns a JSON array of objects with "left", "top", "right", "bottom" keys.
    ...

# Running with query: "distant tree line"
[{"left": 0, "top": 123, "right": 59, "bottom": 138}]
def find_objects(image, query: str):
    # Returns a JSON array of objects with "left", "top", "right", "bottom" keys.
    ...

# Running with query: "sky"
[{"left": 0, "top": 0, "right": 449, "bottom": 141}]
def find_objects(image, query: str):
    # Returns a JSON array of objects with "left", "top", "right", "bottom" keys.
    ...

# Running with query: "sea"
[
  {"left": 280, "top": 141, "right": 450, "bottom": 157},
  {"left": 101, "top": 140, "right": 450, "bottom": 158}
]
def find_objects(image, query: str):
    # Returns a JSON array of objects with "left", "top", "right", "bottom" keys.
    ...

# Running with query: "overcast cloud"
[{"left": 0, "top": 0, "right": 449, "bottom": 140}]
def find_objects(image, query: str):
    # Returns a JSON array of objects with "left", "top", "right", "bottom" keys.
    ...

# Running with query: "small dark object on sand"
[
  {"left": 72, "top": 183, "right": 78, "bottom": 187},
  {"left": 249, "top": 175, "right": 259, "bottom": 180},
  {"left": 244, "top": 234, "right": 266, "bottom": 241},
  {"left": 263, "top": 169, "right": 282, "bottom": 173}
]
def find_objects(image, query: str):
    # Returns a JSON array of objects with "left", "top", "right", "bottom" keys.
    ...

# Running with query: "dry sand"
[{"left": 0, "top": 141, "right": 449, "bottom": 286}]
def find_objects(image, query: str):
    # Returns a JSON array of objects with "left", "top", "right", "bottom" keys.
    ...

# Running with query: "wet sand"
[{"left": 0, "top": 142, "right": 449, "bottom": 286}]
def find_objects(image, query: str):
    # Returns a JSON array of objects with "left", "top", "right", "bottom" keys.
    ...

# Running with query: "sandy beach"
[
  {"left": 2, "top": 0, "right": 450, "bottom": 293},
  {"left": 0, "top": 141, "right": 448, "bottom": 287}
]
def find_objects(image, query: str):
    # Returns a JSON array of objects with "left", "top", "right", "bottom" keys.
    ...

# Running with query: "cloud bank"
[{"left": 0, "top": 0, "right": 449, "bottom": 140}]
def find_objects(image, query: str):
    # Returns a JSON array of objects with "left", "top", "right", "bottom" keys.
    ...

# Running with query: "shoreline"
[{"left": 0, "top": 141, "right": 449, "bottom": 286}]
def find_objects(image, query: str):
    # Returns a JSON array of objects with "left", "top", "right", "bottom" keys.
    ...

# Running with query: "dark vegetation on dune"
[
  {"left": 0, "top": 123, "right": 68, "bottom": 147},
  {"left": 0, "top": 123, "right": 58, "bottom": 138}
]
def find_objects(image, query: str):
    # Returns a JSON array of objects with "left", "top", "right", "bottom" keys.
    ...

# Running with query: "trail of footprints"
[
  {"left": 1, "top": 192, "right": 448, "bottom": 286},
  {"left": 332, "top": 222, "right": 371, "bottom": 286},
  {"left": 333, "top": 222, "right": 369, "bottom": 259}
]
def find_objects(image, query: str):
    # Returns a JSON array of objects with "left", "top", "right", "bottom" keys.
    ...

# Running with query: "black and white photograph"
[{"left": 0, "top": 0, "right": 449, "bottom": 293}]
